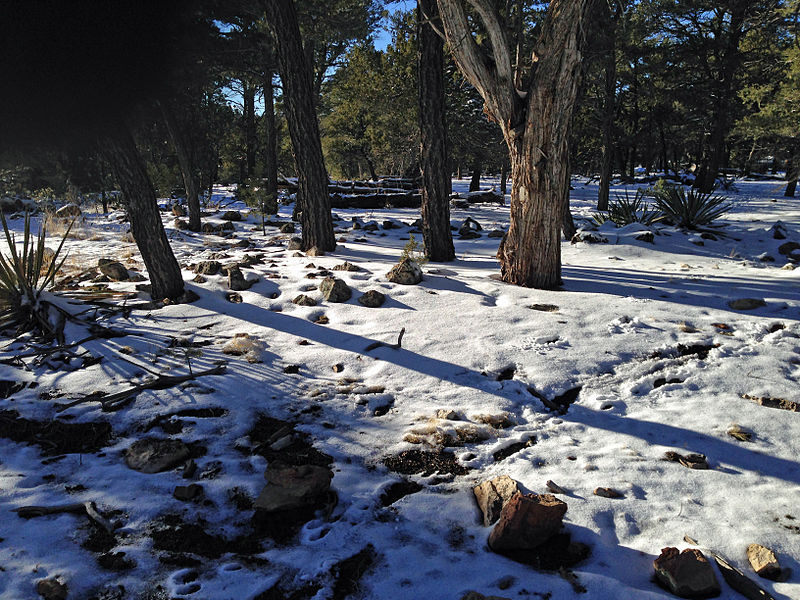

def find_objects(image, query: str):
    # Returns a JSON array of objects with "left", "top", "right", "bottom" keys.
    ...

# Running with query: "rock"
[
  {"left": 746, "top": 543, "right": 781, "bottom": 580},
  {"left": 728, "top": 298, "right": 766, "bottom": 310},
  {"left": 758, "top": 253, "right": 775, "bottom": 262},
  {"left": 195, "top": 260, "right": 222, "bottom": 275},
  {"left": 435, "top": 409, "right": 460, "bottom": 420},
  {"left": 125, "top": 438, "right": 190, "bottom": 474},
  {"left": 781, "top": 263, "right": 795, "bottom": 270},
  {"left": 770, "top": 221, "right": 788, "bottom": 239},
  {"left": 488, "top": 493, "right": 567, "bottom": 551},
  {"left": 173, "top": 484, "right": 203, "bottom": 501},
  {"left": 293, "top": 294, "right": 317, "bottom": 307},
  {"left": 386, "top": 258, "right": 423, "bottom": 285},
  {"left": 333, "top": 261, "right": 361, "bottom": 272},
  {"left": 571, "top": 230, "right": 609, "bottom": 244},
  {"left": 97, "top": 258, "right": 129, "bottom": 281},
  {"left": 221, "top": 210, "right": 241, "bottom": 221},
  {"left": 460, "top": 230, "right": 482, "bottom": 240},
  {"left": 653, "top": 547, "right": 721, "bottom": 598},
  {"left": 55, "top": 203, "right": 81, "bottom": 218},
  {"left": 174, "top": 218, "right": 190, "bottom": 230},
  {"left": 280, "top": 222, "right": 295, "bottom": 234},
  {"left": 36, "top": 578, "right": 67, "bottom": 600},
  {"left": 459, "top": 217, "right": 483, "bottom": 236},
  {"left": 460, "top": 593, "right": 512, "bottom": 600},
  {"left": 319, "top": 276, "right": 352, "bottom": 302},
  {"left": 778, "top": 241, "right": 800, "bottom": 256},
  {"left": 225, "top": 292, "right": 243, "bottom": 303},
  {"left": 0, "top": 196, "right": 23, "bottom": 213},
  {"left": 287, "top": 237, "right": 303, "bottom": 250},
  {"left": 228, "top": 267, "right": 254, "bottom": 291},
  {"left": 593, "top": 487, "right": 624, "bottom": 499},
  {"left": 636, "top": 231, "right": 655, "bottom": 243},
  {"left": 363, "top": 222, "right": 379, "bottom": 231},
  {"left": 473, "top": 475, "right": 521, "bottom": 527},
  {"left": 664, "top": 451, "right": 709, "bottom": 470},
  {"left": 488, "top": 229, "right": 505, "bottom": 238},
  {"left": 306, "top": 246, "right": 325, "bottom": 257},
  {"left": 254, "top": 462, "right": 333, "bottom": 512},
  {"left": 358, "top": 290, "right": 386, "bottom": 308}
]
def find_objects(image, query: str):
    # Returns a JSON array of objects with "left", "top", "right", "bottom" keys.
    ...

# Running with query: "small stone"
[
  {"left": 283, "top": 364, "right": 301, "bottom": 374},
  {"left": 488, "top": 493, "right": 567, "bottom": 551},
  {"left": 221, "top": 210, "right": 241, "bottom": 221},
  {"left": 307, "top": 246, "right": 325, "bottom": 257},
  {"left": 225, "top": 292, "right": 243, "bottom": 303},
  {"left": 173, "top": 484, "right": 203, "bottom": 501},
  {"left": 781, "top": 263, "right": 796, "bottom": 270},
  {"left": 125, "top": 438, "right": 191, "bottom": 474},
  {"left": 280, "top": 222, "right": 295, "bottom": 234},
  {"left": 254, "top": 462, "right": 333, "bottom": 512},
  {"left": 746, "top": 543, "right": 781, "bottom": 580},
  {"left": 653, "top": 547, "right": 721, "bottom": 598},
  {"left": 778, "top": 241, "right": 800, "bottom": 256},
  {"left": 727, "top": 424, "right": 752, "bottom": 442},
  {"left": 571, "top": 230, "right": 609, "bottom": 244},
  {"left": 333, "top": 261, "right": 361, "bottom": 272},
  {"left": 358, "top": 290, "right": 386, "bottom": 307},
  {"left": 97, "top": 259, "right": 129, "bottom": 281},
  {"left": 593, "top": 487, "right": 623, "bottom": 499},
  {"left": 174, "top": 218, "right": 190, "bottom": 230},
  {"left": 333, "top": 363, "right": 344, "bottom": 373},
  {"left": 319, "top": 276, "right": 352, "bottom": 302},
  {"left": 728, "top": 298, "right": 766, "bottom": 310},
  {"left": 473, "top": 475, "right": 521, "bottom": 527},
  {"left": 228, "top": 267, "right": 254, "bottom": 291},
  {"left": 36, "top": 578, "right": 67, "bottom": 600},
  {"left": 287, "top": 237, "right": 303, "bottom": 250},
  {"left": 315, "top": 314, "right": 329, "bottom": 325},
  {"left": 192, "top": 274, "right": 207, "bottom": 284},
  {"left": 636, "top": 231, "right": 655, "bottom": 243},
  {"left": 386, "top": 258, "right": 423, "bottom": 285},
  {"left": 758, "top": 253, "right": 775, "bottom": 262},
  {"left": 195, "top": 260, "right": 222, "bottom": 275},
  {"left": 293, "top": 294, "right": 317, "bottom": 307},
  {"left": 487, "top": 229, "right": 505, "bottom": 238}
]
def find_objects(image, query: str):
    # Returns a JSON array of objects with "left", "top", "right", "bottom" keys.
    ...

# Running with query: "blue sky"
[{"left": 375, "top": 0, "right": 415, "bottom": 50}]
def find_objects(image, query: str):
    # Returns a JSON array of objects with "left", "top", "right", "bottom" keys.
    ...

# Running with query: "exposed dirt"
[
  {"left": 331, "top": 544, "right": 376, "bottom": 600},
  {"left": 379, "top": 480, "right": 423, "bottom": 507},
  {"left": 0, "top": 410, "right": 112, "bottom": 455},
  {"left": 248, "top": 414, "right": 333, "bottom": 467},
  {"left": 384, "top": 449, "right": 469, "bottom": 476},
  {"left": 494, "top": 533, "right": 590, "bottom": 571},
  {"left": 493, "top": 437, "right": 537, "bottom": 462}
]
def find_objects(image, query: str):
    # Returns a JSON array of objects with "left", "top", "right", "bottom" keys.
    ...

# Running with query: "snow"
[{"left": 0, "top": 177, "right": 799, "bottom": 599}]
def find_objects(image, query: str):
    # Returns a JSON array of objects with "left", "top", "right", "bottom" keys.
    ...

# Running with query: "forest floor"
[{"left": 0, "top": 176, "right": 799, "bottom": 600}]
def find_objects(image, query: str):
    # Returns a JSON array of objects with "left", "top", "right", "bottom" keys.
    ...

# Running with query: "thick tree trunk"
[
  {"left": 263, "top": 68, "right": 279, "bottom": 202},
  {"left": 418, "top": 0, "right": 454, "bottom": 262},
  {"left": 469, "top": 161, "right": 482, "bottom": 191},
  {"left": 160, "top": 101, "right": 201, "bottom": 231},
  {"left": 243, "top": 81, "right": 257, "bottom": 179},
  {"left": 597, "top": 8, "right": 616, "bottom": 211},
  {"left": 264, "top": 0, "right": 334, "bottom": 251},
  {"left": 500, "top": 162, "right": 508, "bottom": 195},
  {"left": 98, "top": 122, "right": 184, "bottom": 301},
  {"left": 786, "top": 145, "right": 799, "bottom": 197}
]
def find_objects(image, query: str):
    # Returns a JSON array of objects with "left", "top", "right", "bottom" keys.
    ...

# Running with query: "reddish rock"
[
  {"left": 488, "top": 493, "right": 567, "bottom": 551},
  {"left": 473, "top": 475, "right": 520, "bottom": 527},
  {"left": 653, "top": 547, "right": 721, "bottom": 598}
]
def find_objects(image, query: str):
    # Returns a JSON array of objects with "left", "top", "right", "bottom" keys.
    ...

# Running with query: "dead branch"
[
  {"left": 364, "top": 328, "right": 406, "bottom": 352},
  {"left": 13, "top": 501, "right": 115, "bottom": 533},
  {"left": 57, "top": 364, "right": 227, "bottom": 412}
]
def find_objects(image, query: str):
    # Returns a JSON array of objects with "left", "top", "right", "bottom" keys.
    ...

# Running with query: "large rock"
[
  {"left": 770, "top": 221, "right": 788, "bottom": 239},
  {"left": 653, "top": 547, "right": 721, "bottom": 598},
  {"left": 228, "top": 267, "right": 254, "bottom": 291},
  {"left": 195, "top": 260, "right": 222, "bottom": 275},
  {"left": 319, "top": 276, "right": 351, "bottom": 302},
  {"left": 97, "top": 258, "right": 129, "bottom": 281},
  {"left": 125, "top": 438, "right": 190, "bottom": 474},
  {"left": 746, "top": 543, "right": 781, "bottom": 580},
  {"left": 221, "top": 210, "right": 242, "bottom": 221},
  {"left": 473, "top": 475, "right": 520, "bottom": 527},
  {"left": 36, "top": 578, "right": 67, "bottom": 600},
  {"left": 386, "top": 258, "right": 423, "bottom": 285},
  {"left": 0, "top": 197, "right": 23, "bottom": 213},
  {"left": 728, "top": 298, "right": 766, "bottom": 310},
  {"left": 358, "top": 290, "right": 386, "bottom": 308},
  {"left": 55, "top": 203, "right": 81, "bottom": 218},
  {"left": 778, "top": 241, "right": 800, "bottom": 256},
  {"left": 254, "top": 462, "right": 333, "bottom": 512},
  {"left": 488, "top": 493, "right": 567, "bottom": 551}
]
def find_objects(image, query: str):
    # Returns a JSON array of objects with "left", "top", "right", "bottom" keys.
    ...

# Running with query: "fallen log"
[
  {"left": 330, "top": 193, "right": 421, "bottom": 209},
  {"left": 14, "top": 501, "right": 116, "bottom": 533}
]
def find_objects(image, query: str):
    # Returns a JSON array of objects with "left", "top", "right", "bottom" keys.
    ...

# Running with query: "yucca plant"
[
  {"left": 0, "top": 211, "right": 72, "bottom": 339},
  {"left": 651, "top": 186, "right": 730, "bottom": 229},
  {"left": 592, "top": 189, "right": 661, "bottom": 227}
]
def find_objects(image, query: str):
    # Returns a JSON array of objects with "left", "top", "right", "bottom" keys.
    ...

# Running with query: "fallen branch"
[
  {"left": 364, "top": 328, "right": 405, "bottom": 352},
  {"left": 14, "top": 501, "right": 116, "bottom": 533},
  {"left": 57, "top": 363, "right": 227, "bottom": 412},
  {"left": 527, "top": 386, "right": 564, "bottom": 414}
]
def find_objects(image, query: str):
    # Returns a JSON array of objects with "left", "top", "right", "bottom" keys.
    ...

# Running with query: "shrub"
[
  {"left": 651, "top": 186, "right": 730, "bottom": 229},
  {"left": 0, "top": 211, "right": 72, "bottom": 339},
  {"left": 400, "top": 233, "right": 428, "bottom": 265},
  {"left": 238, "top": 179, "right": 278, "bottom": 234},
  {"left": 592, "top": 189, "right": 661, "bottom": 227}
]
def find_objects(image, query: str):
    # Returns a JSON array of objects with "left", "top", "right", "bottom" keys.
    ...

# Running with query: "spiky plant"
[
  {"left": 651, "top": 186, "right": 731, "bottom": 229},
  {"left": 592, "top": 189, "right": 661, "bottom": 227},
  {"left": 0, "top": 211, "right": 72, "bottom": 338}
]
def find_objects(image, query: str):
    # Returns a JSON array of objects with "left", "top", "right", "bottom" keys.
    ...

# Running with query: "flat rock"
[
  {"left": 125, "top": 438, "right": 191, "bottom": 474},
  {"left": 747, "top": 543, "right": 781, "bottom": 580},
  {"left": 728, "top": 298, "right": 766, "bottom": 310},
  {"left": 319, "top": 276, "right": 351, "bottom": 302},
  {"left": 571, "top": 230, "right": 609, "bottom": 244},
  {"left": 254, "top": 462, "right": 333, "bottom": 512},
  {"left": 333, "top": 261, "right": 361, "bottom": 272},
  {"left": 36, "top": 578, "right": 67, "bottom": 600},
  {"left": 487, "top": 229, "right": 505, "bottom": 238},
  {"left": 488, "top": 493, "right": 567, "bottom": 551},
  {"left": 293, "top": 294, "right": 317, "bottom": 307},
  {"left": 386, "top": 258, "right": 423, "bottom": 285},
  {"left": 473, "top": 475, "right": 520, "bottom": 527},
  {"left": 195, "top": 260, "right": 221, "bottom": 275},
  {"left": 358, "top": 290, "right": 385, "bottom": 308},
  {"left": 653, "top": 547, "right": 721, "bottom": 598},
  {"left": 97, "top": 258, "right": 129, "bottom": 281}
]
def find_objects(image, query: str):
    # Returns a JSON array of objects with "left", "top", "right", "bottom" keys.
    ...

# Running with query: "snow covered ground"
[{"left": 0, "top": 176, "right": 798, "bottom": 600}]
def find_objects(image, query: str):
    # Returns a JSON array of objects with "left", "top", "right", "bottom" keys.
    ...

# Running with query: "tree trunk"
[
  {"left": 160, "top": 101, "right": 201, "bottom": 231},
  {"left": 365, "top": 155, "right": 378, "bottom": 182},
  {"left": 243, "top": 81, "right": 257, "bottom": 179},
  {"left": 101, "top": 189, "right": 108, "bottom": 213},
  {"left": 469, "top": 161, "right": 482, "bottom": 191},
  {"left": 98, "top": 121, "right": 184, "bottom": 301},
  {"left": 500, "top": 162, "right": 508, "bottom": 195},
  {"left": 597, "top": 5, "right": 616, "bottom": 211},
  {"left": 418, "top": 0, "right": 455, "bottom": 262},
  {"left": 263, "top": 67, "right": 279, "bottom": 202},
  {"left": 786, "top": 144, "right": 799, "bottom": 197},
  {"left": 264, "top": 0, "right": 334, "bottom": 251}
]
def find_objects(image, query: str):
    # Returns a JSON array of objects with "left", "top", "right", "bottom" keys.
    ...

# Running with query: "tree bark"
[
  {"left": 469, "top": 161, "right": 482, "bottom": 192},
  {"left": 98, "top": 121, "right": 184, "bottom": 301},
  {"left": 263, "top": 67, "right": 279, "bottom": 202},
  {"left": 500, "top": 162, "right": 508, "bottom": 195},
  {"left": 264, "top": 0, "right": 335, "bottom": 252},
  {"left": 418, "top": 0, "right": 455, "bottom": 262},
  {"left": 243, "top": 80, "right": 257, "bottom": 179},
  {"left": 598, "top": 4, "right": 617, "bottom": 211},
  {"left": 786, "top": 144, "right": 799, "bottom": 197},
  {"left": 160, "top": 101, "right": 201, "bottom": 231},
  {"left": 438, "top": 0, "right": 595, "bottom": 289}
]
